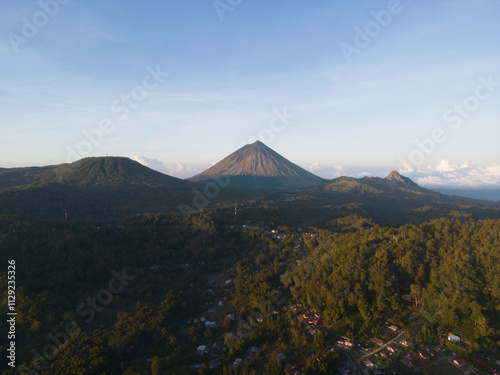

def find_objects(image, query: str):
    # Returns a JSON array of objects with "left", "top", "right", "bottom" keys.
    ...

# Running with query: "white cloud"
[
  {"left": 305, "top": 161, "right": 321, "bottom": 172},
  {"left": 331, "top": 164, "right": 346, "bottom": 178},
  {"left": 398, "top": 162, "right": 414, "bottom": 174},
  {"left": 133, "top": 156, "right": 167, "bottom": 173},
  {"left": 435, "top": 159, "right": 458, "bottom": 172},
  {"left": 411, "top": 161, "right": 500, "bottom": 187},
  {"left": 303, "top": 162, "right": 348, "bottom": 179},
  {"left": 357, "top": 171, "right": 371, "bottom": 177},
  {"left": 166, "top": 162, "right": 197, "bottom": 178},
  {"left": 484, "top": 164, "right": 500, "bottom": 177},
  {"left": 133, "top": 156, "right": 196, "bottom": 179}
]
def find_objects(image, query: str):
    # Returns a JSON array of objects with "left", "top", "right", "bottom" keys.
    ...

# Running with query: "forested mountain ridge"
[
  {"left": 0, "top": 157, "right": 196, "bottom": 221},
  {"left": 234, "top": 171, "right": 500, "bottom": 228},
  {"left": 0, "top": 155, "right": 499, "bottom": 225},
  {"left": 0, "top": 157, "right": 186, "bottom": 189},
  {"left": 322, "top": 171, "right": 464, "bottom": 197}
]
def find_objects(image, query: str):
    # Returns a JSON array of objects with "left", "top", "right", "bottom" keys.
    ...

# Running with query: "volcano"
[{"left": 189, "top": 141, "right": 324, "bottom": 189}]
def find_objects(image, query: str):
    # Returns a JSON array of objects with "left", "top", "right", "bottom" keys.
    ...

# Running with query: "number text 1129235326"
[{"left": 7, "top": 259, "right": 16, "bottom": 368}]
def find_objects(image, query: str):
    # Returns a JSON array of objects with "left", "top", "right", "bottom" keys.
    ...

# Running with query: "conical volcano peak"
[
  {"left": 384, "top": 170, "right": 422, "bottom": 191},
  {"left": 247, "top": 140, "right": 272, "bottom": 152},
  {"left": 189, "top": 142, "right": 323, "bottom": 188},
  {"left": 238, "top": 140, "right": 268, "bottom": 154},
  {"left": 386, "top": 170, "right": 405, "bottom": 182},
  {"left": 250, "top": 140, "right": 266, "bottom": 147}
]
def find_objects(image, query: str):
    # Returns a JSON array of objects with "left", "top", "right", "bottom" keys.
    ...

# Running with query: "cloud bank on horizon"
[
  {"left": 411, "top": 161, "right": 500, "bottom": 188},
  {"left": 133, "top": 152, "right": 500, "bottom": 189},
  {"left": 133, "top": 155, "right": 198, "bottom": 179},
  {"left": 302, "top": 159, "right": 500, "bottom": 188},
  {"left": 301, "top": 160, "right": 500, "bottom": 188}
]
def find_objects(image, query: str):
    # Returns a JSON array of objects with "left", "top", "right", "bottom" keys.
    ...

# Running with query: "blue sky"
[{"left": 1, "top": 0, "right": 499, "bottom": 187}]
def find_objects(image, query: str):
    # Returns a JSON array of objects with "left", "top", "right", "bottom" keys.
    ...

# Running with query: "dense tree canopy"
[{"left": 1, "top": 214, "right": 499, "bottom": 374}]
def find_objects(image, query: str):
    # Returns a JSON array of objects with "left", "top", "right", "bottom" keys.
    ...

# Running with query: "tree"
[
  {"left": 223, "top": 314, "right": 232, "bottom": 330},
  {"left": 151, "top": 356, "right": 161, "bottom": 375},
  {"left": 404, "top": 284, "right": 423, "bottom": 308},
  {"left": 313, "top": 330, "right": 325, "bottom": 349}
]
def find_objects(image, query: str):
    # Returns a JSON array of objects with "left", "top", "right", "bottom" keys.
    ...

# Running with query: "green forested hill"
[
  {"left": 0, "top": 157, "right": 185, "bottom": 189},
  {"left": 232, "top": 177, "right": 500, "bottom": 228},
  {"left": 282, "top": 218, "right": 500, "bottom": 348},
  {"left": 0, "top": 157, "right": 197, "bottom": 221},
  {"left": 1, "top": 214, "right": 500, "bottom": 374}
]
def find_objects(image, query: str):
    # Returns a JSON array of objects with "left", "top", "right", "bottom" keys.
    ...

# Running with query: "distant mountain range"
[
  {"left": 0, "top": 142, "right": 498, "bottom": 224},
  {"left": 324, "top": 170, "right": 430, "bottom": 195},
  {"left": 190, "top": 141, "right": 324, "bottom": 189}
]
